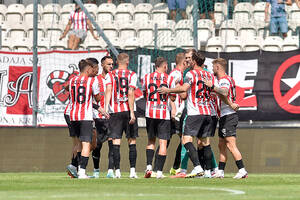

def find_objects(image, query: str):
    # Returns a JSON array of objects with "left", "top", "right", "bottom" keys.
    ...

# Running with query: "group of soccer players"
[{"left": 63, "top": 49, "right": 248, "bottom": 179}]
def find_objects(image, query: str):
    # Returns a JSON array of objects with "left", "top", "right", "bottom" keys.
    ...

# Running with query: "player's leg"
[
  {"left": 168, "top": 0, "right": 176, "bottom": 20},
  {"left": 71, "top": 36, "right": 81, "bottom": 50},
  {"left": 155, "top": 119, "right": 171, "bottom": 179},
  {"left": 178, "top": 0, "right": 187, "bottom": 19},
  {"left": 77, "top": 121, "right": 93, "bottom": 179},
  {"left": 225, "top": 136, "right": 248, "bottom": 179},
  {"left": 66, "top": 119, "right": 80, "bottom": 178},
  {"left": 199, "top": 137, "right": 212, "bottom": 178},
  {"left": 169, "top": 119, "right": 182, "bottom": 175},
  {"left": 107, "top": 138, "right": 114, "bottom": 178},
  {"left": 183, "top": 115, "right": 204, "bottom": 177},
  {"left": 67, "top": 34, "right": 76, "bottom": 49},
  {"left": 92, "top": 119, "right": 104, "bottom": 178},
  {"left": 144, "top": 118, "right": 156, "bottom": 178}
]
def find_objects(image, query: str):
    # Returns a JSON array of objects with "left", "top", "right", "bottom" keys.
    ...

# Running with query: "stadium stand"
[{"left": 0, "top": 1, "right": 299, "bottom": 52}]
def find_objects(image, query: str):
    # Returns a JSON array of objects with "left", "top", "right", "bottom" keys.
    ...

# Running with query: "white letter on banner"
[
  {"left": 0, "top": 70, "right": 7, "bottom": 105},
  {"left": 228, "top": 59, "right": 258, "bottom": 110}
]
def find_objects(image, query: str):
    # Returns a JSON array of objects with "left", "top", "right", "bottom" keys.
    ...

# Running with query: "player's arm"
[
  {"left": 218, "top": 94, "right": 239, "bottom": 111},
  {"left": 203, "top": 78, "right": 228, "bottom": 96},
  {"left": 94, "top": 94, "right": 110, "bottom": 118},
  {"left": 158, "top": 83, "right": 190, "bottom": 94},
  {"left": 128, "top": 87, "right": 136, "bottom": 124},
  {"left": 285, "top": 0, "right": 292, "bottom": 5},
  {"left": 60, "top": 19, "right": 72, "bottom": 40},
  {"left": 104, "top": 84, "right": 112, "bottom": 113},
  {"left": 87, "top": 19, "right": 99, "bottom": 40},
  {"left": 170, "top": 100, "right": 176, "bottom": 120}
]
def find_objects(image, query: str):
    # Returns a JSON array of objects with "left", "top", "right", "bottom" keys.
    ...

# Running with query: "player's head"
[
  {"left": 86, "top": 57, "right": 99, "bottom": 77},
  {"left": 74, "top": 2, "right": 81, "bottom": 12},
  {"left": 191, "top": 50, "right": 205, "bottom": 68},
  {"left": 117, "top": 53, "right": 129, "bottom": 67},
  {"left": 212, "top": 58, "right": 227, "bottom": 76},
  {"left": 78, "top": 59, "right": 92, "bottom": 74},
  {"left": 154, "top": 57, "right": 168, "bottom": 73},
  {"left": 176, "top": 53, "right": 186, "bottom": 68},
  {"left": 185, "top": 48, "right": 196, "bottom": 68},
  {"left": 101, "top": 56, "right": 113, "bottom": 74}
]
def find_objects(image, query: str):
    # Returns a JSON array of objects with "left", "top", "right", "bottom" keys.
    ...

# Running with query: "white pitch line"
[{"left": 172, "top": 186, "right": 245, "bottom": 195}]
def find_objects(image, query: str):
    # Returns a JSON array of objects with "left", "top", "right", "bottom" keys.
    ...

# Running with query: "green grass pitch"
[{"left": 0, "top": 173, "right": 299, "bottom": 200}]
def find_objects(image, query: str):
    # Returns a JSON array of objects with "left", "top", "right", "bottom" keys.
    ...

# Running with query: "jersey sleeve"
[
  {"left": 92, "top": 78, "right": 100, "bottom": 95},
  {"left": 69, "top": 12, "right": 73, "bottom": 21},
  {"left": 141, "top": 75, "right": 146, "bottom": 91},
  {"left": 219, "top": 78, "right": 230, "bottom": 90},
  {"left": 170, "top": 71, "right": 182, "bottom": 85},
  {"left": 105, "top": 73, "right": 112, "bottom": 86},
  {"left": 184, "top": 72, "right": 194, "bottom": 86},
  {"left": 129, "top": 73, "right": 137, "bottom": 89},
  {"left": 213, "top": 76, "right": 219, "bottom": 88}
]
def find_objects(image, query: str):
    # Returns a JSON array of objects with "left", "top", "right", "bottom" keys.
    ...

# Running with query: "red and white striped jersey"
[
  {"left": 69, "top": 75, "right": 100, "bottom": 121},
  {"left": 219, "top": 75, "right": 236, "bottom": 117},
  {"left": 142, "top": 72, "right": 175, "bottom": 120},
  {"left": 169, "top": 68, "right": 184, "bottom": 111},
  {"left": 105, "top": 69, "right": 137, "bottom": 113},
  {"left": 93, "top": 74, "right": 106, "bottom": 119},
  {"left": 69, "top": 11, "right": 87, "bottom": 31},
  {"left": 210, "top": 91, "right": 220, "bottom": 117},
  {"left": 184, "top": 69, "right": 216, "bottom": 116}
]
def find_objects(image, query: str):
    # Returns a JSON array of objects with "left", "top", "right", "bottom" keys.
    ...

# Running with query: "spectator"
[
  {"left": 168, "top": 0, "right": 187, "bottom": 21},
  {"left": 199, "top": 0, "right": 216, "bottom": 25},
  {"left": 59, "top": 2, "right": 98, "bottom": 50},
  {"left": 265, "top": 0, "right": 292, "bottom": 38}
]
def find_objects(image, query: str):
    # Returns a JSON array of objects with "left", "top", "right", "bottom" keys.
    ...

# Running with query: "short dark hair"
[
  {"left": 154, "top": 57, "right": 167, "bottom": 68},
  {"left": 86, "top": 57, "right": 99, "bottom": 65},
  {"left": 192, "top": 51, "right": 205, "bottom": 66},
  {"left": 185, "top": 48, "right": 196, "bottom": 54},
  {"left": 78, "top": 59, "right": 90, "bottom": 72},
  {"left": 101, "top": 55, "right": 113, "bottom": 64}
]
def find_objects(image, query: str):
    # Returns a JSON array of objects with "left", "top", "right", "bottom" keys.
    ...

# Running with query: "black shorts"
[
  {"left": 64, "top": 114, "right": 76, "bottom": 137},
  {"left": 71, "top": 120, "right": 93, "bottom": 142},
  {"left": 184, "top": 115, "right": 212, "bottom": 138},
  {"left": 199, "top": 0, "right": 215, "bottom": 14},
  {"left": 218, "top": 113, "right": 238, "bottom": 138},
  {"left": 108, "top": 111, "right": 139, "bottom": 139},
  {"left": 210, "top": 116, "right": 218, "bottom": 137},
  {"left": 146, "top": 118, "right": 171, "bottom": 140},
  {"left": 94, "top": 118, "right": 109, "bottom": 144}
]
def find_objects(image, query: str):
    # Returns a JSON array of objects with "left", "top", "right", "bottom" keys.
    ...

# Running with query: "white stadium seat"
[
  {"left": 1, "top": 37, "right": 12, "bottom": 51},
  {"left": 35, "top": 37, "right": 50, "bottom": 52},
  {"left": 60, "top": 3, "right": 75, "bottom": 26},
  {"left": 175, "top": 19, "right": 192, "bottom": 42},
  {"left": 224, "top": 36, "right": 243, "bottom": 52},
  {"left": 134, "top": 3, "right": 153, "bottom": 22},
  {"left": 243, "top": 36, "right": 262, "bottom": 52},
  {"left": 206, "top": 36, "right": 223, "bottom": 52},
  {"left": 238, "top": 21, "right": 257, "bottom": 41},
  {"left": 83, "top": 3, "right": 98, "bottom": 20},
  {"left": 157, "top": 20, "right": 175, "bottom": 39},
  {"left": 42, "top": 3, "right": 61, "bottom": 24},
  {"left": 97, "top": 3, "right": 116, "bottom": 22},
  {"left": 6, "top": 4, "right": 25, "bottom": 24},
  {"left": 7, "top": 22, "right": 27, "bottom": 38},
  {"left": 159, "top": 36, "right": 177, "bottom": 50},
  {"left": 101, "top": 21, "right": 119, "bottom": 39},
  {"left": 262, "top": 36, "right": 283, "bottom": 52},
  {"left": 214, "top": 2, "right": 227, "bottom": 27},
  {"left": 12, "top": 38, "right": 31, "bottom": 52},
  {"left": 50, "top": 39, "right": 66, "bottom": 50},
  {"left": 289, "top": 3, "right": 300, "bottom": 26},
  {"left": 152, "top": 3, "right": 169, "bottom": 22},
  {"left": 27, "top": 22, "right": 46, "bottom": 39},
  {"left": 233, "top": 3, "right": 254, "bottom": 24},
  {"left": 197, "top": 19, "right": 214, "bottom": 45},
  {"left": 118, "top": 20, "right": 136, "bottom": 40},
  {"left": 219, "top": 20, "right": 238, "bottom": 39},
  {"left": 115, "top": 3, "right": 134, "bottom": 22},
  {"left": 136, "top": 20, "right": 154, "bottom": 45},
  {"left": 177, "top": 36, "right": 194, "bottom": 49},
  {"left": 84, "top": 35, "right": 106, "bottom": 51},
  {"left": 282, "top": 36, "right": 299, "bottom": 51},
  {"left": 122, "top": 37, "right": 140, "bottom": 50},
  {"left": 24, "top": 4, "right": 43, "bottom": 24},
  {"left": 45, "top": 23, "right": 64, "bottom": 42},
  {"left": 253, "top": 2, "right": 269, "bottom": 28}
]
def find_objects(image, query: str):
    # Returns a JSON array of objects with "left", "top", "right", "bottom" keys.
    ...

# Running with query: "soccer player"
[
  {"left": 68, "top": 59, "right": 109, "bottom": 179},
  {"left": 158, "top": 51, "right": 234, "bottom": 178},
  {"left": 104, "top": 53, "right": 138, "bottom": 179},
  {"left": 85, "top": 57, "right": 113, "bottom": 178},
  {"left": 168, "top": 53, "right": 188, "bottom": 175},
  {"left": 204, "top": 58, "right": 248, "bottom": 179},
  {"left": 142, "top": 57, "right": 176, "bottom": 179}
]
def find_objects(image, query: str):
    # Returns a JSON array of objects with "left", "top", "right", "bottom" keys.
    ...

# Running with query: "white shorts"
[{"left": 69, "top": 29, "right": 87, "bottom": 42}]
